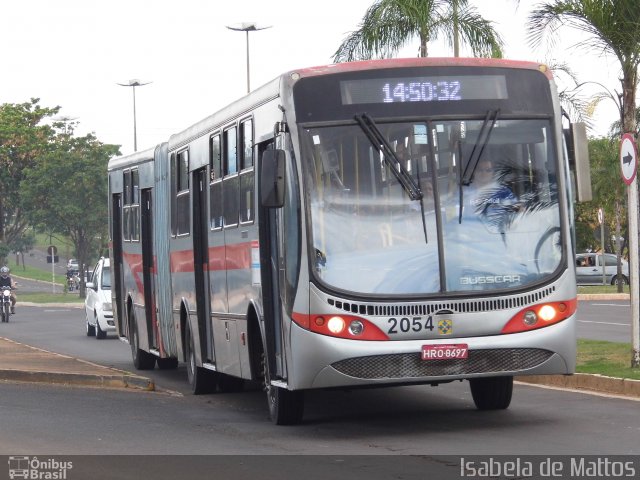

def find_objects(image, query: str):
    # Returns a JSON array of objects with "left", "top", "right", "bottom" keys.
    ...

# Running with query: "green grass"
[
  {"left": 19, "top": 292, "right": 84, "bottom": 304},
  {"left": 577, "top": 339, "right": 640, "bottom": 380},
  {"left": 578, "top": 285, "right": 629, "bottom": 294},
  {"left": 12, "top": 264, "right": 67, "bottom": 285}
]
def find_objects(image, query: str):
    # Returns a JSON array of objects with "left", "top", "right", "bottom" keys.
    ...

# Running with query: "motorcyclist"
[
  {"left": 0, "top": 266, "right": 17, "bottom": 314},
  {"left": 66, "top": 268, "right": 78, "bottom": 291}
]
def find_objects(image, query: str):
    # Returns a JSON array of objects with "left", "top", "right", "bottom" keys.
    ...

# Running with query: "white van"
[
  {"left": 575, "top": 253, "right": 629, "bottom": 285},
  {"left": 84, "top": 257, "right": 114, "bottom": 339}
]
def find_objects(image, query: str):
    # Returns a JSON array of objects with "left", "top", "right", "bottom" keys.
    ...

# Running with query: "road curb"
[
  {"left": 20, "top": 302, "right": 84, "bottom": 308},
  {"left": 0, "top": 337, "right": 154, "bottom": 392},
  {"left": 0, "top": 368, "right": 155, "bottom": 391},
  {"left": 577, "top": 293, "right": 629, "bottom": 301},
  {"left": 517, "top": 373, "right": 640, "bottom": 399}
]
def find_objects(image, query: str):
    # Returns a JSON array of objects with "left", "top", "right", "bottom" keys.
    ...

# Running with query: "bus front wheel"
[
  {"left": 469, "top": 376, "right": 513, "bottom": 410},
  {"left": 261, "top": 352, "right": 304, "bottom": 425}
]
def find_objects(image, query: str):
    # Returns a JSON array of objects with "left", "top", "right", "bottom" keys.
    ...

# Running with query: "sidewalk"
[{"left": 0, "top": 336, "right": 154, "bottom": 391}]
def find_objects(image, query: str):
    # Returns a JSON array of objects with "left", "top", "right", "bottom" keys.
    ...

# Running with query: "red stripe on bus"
[{"left": 170, "top": 242, "right": 255, "bottom": 273}]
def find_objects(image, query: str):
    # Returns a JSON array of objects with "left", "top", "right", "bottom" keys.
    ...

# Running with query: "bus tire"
[
  {"left": 261, "top": 352, "right": 304, "bottom": 425},
  {"left": 469, "top": 376, "right": 513, "bottom": 410},
  {"left": 185, "top": 324, "right": 217, "bottom": 394},
  {"left": 130, "top": 310, "right": 156, "bottom": 370}
]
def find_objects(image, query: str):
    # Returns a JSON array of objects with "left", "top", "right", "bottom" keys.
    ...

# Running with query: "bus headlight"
[
  {"left": 501, "top": 299, "right": 576, "bottom": 334},
  {"left": 327, "top": 316, "right": 346, "bottom": 334},
  {"left": 348, "top": 320, "right": 364, "bottom": 336},
  {"left": 292, "top": 313, "right": 389, "bottom": 340},
  {"left": 538, "top": 305, "right": 556, "bottom": 322},
  {"left": 523, "top": 311, "right": 537, "bottom": 326}
]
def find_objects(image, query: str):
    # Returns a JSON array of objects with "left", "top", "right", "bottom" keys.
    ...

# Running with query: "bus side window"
[
  {"left": 123, "top": 170, "right": 131, "bottom": 241},
  {"left": 224, "top": 126, "right": 238, "bottom": 175},
  {"left": 240, "top": 119, "right": 253, "bottom": 169},
  {"left": 223, "top": 126, "right": 239, "bottom": 227},
  {"left": 209, "top": 133, "right": 223, "bottom": 229},
  {"left": 130, "top": 169, "right": 140, "bottom": 241},
  {"left": 240, "top": 119, "right": 254, "bottom": 224},
  {"left": 172, "top": 149, "right": 190, "bottom": 236}
]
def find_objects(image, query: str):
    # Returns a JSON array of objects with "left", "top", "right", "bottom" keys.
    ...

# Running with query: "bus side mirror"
[
  {"left": 565, "top": 122, "right": 592, "bottom": 202},
  {"left": 260, "top": 149, "right": 286, "bottom": 208}
]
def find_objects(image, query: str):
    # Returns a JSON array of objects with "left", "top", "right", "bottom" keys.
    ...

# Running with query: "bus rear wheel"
[
  {"left": 185, "top": 324, "right": 217, "bottom": 394},
  {"left": 469, "top": 376, "right": 513, "bottom": 410},
  {"left": 130, "top": 310, "right": 156, "bottom": 370}
]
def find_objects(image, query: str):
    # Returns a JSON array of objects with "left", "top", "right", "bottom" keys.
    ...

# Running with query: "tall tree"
[
  {"left": 527, "top": 1, "right": 640, "bottom": 135},
  {"left": 332, "top": 0, "right": 503, "bottom": 62},
  {"left": 527, "top": 0, "right": 640, "bottom": 365},
  {"left": 0, "top": 99, "right": 59, "bottom": 262},
  {"left": 20, "top": 133, "right": 119, "bottom": 297}
]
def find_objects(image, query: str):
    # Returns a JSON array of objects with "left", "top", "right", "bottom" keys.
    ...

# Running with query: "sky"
[{"left": 0, "top": 0, "right": 624, "bottom": 156}]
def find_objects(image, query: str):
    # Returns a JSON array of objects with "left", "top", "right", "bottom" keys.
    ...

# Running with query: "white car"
[
  {"left": 85, "top": 257, "right": 114, "bottom": 339},
  {"left": 575, "top": 253, "right": 630, "bottom": 285}
]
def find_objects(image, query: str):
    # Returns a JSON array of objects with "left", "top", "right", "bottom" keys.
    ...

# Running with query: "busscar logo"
[
  {"left": 8, "top": 456, "right": 73, "bottom": 479},
  {"left": 460, "top": 274, "right": 521, "bottom": 285}
]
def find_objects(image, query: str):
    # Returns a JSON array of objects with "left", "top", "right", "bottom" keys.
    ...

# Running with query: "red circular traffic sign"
[{"left": 620, "top": 133, "right": 638, "bottom": 185}]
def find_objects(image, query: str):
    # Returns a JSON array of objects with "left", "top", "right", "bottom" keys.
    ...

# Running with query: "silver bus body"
[{"left": 109, "top": 58, "right": 585, "bottom": 423}]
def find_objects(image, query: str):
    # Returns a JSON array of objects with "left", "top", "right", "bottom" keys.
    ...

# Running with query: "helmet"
[{"left": 0, "top": 266, "right": 9, "bottom": 278}]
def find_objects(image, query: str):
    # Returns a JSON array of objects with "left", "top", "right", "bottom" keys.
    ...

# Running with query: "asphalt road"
[
  {"left": 0, "top": 304, "right": 639, "bottom": 466},
  {"left": 576, "top": 299, "right": 632, "bottom": 343}
]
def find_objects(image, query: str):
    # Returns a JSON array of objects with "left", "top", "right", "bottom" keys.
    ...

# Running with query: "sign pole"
[
  {"left": 47, "top": 245, "right": 58, "bottom": 294},
  {"left": 598, "top": 208, "right": 606, "bottom": 285},
  {"left": 620, "top": 133, "right": 640, "bottom": 367},
  {"left": 628, "top": 181, "right": 639, "bottom": 367}
]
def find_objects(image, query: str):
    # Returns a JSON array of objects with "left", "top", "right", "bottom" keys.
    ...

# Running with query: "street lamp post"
[
  {"left": 226, "top": 23, "right": 271, "bottom": 93},
  {"left": 117, "top": 79, "right": 151, "bottom": 152}
]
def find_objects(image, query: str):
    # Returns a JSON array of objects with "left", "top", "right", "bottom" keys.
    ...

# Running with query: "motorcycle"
[
  {"left": 67, "top": 271, "right": 80, "bottom": 292},
  {"left": 0, "top": 287, "right": 12, "bottom": 323}
]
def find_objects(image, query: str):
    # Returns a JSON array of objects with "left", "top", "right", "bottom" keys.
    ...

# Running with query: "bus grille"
[
  {"left": 331, "top": 348, "right": 553, "bottom": 379},
  {"left": 326, "top": 286, "right": 556, "bottom": 317}
]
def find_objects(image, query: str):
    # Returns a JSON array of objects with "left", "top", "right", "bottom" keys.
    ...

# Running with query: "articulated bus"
[{"left": 108, "top": 57, "right": 591, "bottom": 425}]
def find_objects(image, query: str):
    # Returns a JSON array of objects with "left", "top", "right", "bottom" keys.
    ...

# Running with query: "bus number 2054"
[{"left": 387, "top": 316, "right": 434, "bottom": 334}]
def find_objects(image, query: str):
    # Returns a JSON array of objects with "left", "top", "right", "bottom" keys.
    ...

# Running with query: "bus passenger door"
[
  {"left": 140, "top": 188, "right": 158, "bottom": 350},
  {"left": 111, "top": 193, "right": 127, "bottom": 339},
  {"left": 193, "top": 168, "right": 214, "bottom": 363},
  {"left": 258, "top": 139, "right": 286, "bottom": 380}
]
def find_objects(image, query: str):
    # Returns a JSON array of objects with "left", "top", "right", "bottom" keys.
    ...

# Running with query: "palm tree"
[
  {"left": 332, "top": 0, "right": 503, "bottom": 62},
  {"left": 527, "top": 1, "right": 640, "bottom": 135}
]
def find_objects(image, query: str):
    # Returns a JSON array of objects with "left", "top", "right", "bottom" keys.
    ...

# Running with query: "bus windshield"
[{"left": 301, "top": 118, "right": 562, "bottom": 296}]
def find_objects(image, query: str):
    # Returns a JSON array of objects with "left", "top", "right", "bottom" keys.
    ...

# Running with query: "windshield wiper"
[
  {"left": 458, "top": 109, "right": 500, "bottom": 224},
  {"left": 461, "top": 109, "right": 500, "bottom": 186},
  {"left": 355, "top": 113, "right": 428, "bottom": 245},
  {"left": 354, "top": 113, "right": 422, "bottom": 201}
]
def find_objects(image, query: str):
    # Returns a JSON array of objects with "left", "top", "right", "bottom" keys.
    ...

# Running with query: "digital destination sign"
[{"left": 340, "top": 75, "right": 508, "bottom": 105}]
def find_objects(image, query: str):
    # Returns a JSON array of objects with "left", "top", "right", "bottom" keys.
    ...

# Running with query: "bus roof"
[
  {"left": 167, "top": 76, "right": 281, "bottom": 151},
  {"left": 111, "top": 57, "right": 554, "bottom": 161},
  {"left": 290, "top": 57, "right": 553, "bottom": 81},
  {"left": 108, "top": 145, "right": 157, "bottom": 172}
]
